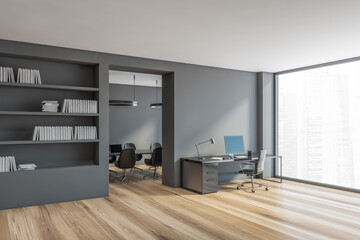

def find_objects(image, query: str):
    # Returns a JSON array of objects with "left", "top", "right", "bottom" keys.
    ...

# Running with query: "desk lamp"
[{"left": 195, "top": 138, "right": 215, "bottom": 159}]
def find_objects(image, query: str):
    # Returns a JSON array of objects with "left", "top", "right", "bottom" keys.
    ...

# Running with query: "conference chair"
[
  {"left": 236, "top": 149, "right": 269, "bottom": 193},
  {"left": 150, "top": 142, "right": 161, "bottom": 152},
  {"left": 123, "top": 143, "right": 142, "bottom": 161},
  {"left": 144, "top": 147, "right": 162, "bottom": 179},
  {"left": 114, "top": 149, "right": 136, "bottom": 182}
]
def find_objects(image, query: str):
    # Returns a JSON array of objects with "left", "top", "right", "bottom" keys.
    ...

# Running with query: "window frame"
[{"left": 274, "top": 57, "right": 360, "bottom": 193}]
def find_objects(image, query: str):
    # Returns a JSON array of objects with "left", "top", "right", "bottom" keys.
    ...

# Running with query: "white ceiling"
[
  {"left": 0, "top": 0, "right": 359, "bottom": 72},
  {"left": 109, "top": 71, "right": 162, "bottom": 87}
]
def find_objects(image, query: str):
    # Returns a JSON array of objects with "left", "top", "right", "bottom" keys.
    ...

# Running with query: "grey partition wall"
[{"left": 0, "top": 39, "right": 275, "bottom": 209}]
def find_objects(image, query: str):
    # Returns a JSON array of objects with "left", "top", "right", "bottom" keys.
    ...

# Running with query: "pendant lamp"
[
  {"left": 109, "top": 75, "right": 139, "bottom": 107},
  {"left": 150, "top": 80, "right": 162, "bottom": 108}
]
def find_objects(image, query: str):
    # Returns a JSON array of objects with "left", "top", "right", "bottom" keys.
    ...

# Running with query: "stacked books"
[
  {"left": 73, "top": 126, "right": 98, "bottom": 140},
  {"left": 18, "top": 164, "right": 37, "bottom": 171},
  {"left": 0, "top": 156, "right": 17, "bottom": 172},
  {"left": 0, "top": 67, "right": 15, "bottom": 83},
  {"left": 32, "top": 126, "right": 98, "bottom": 141},
  {"left": 17, "top": 68, "right": 42, "bottom": 84},
  {"left": 61, "top": 99, "right": 98, "bottom": 113},
  {"left": 42, "top": 101, "right": 59, "bottom": 112}
]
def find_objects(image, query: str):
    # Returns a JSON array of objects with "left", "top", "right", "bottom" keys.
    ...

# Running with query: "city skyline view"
[{"left": 278, "top": 60, "right": 360, "bottom": 189}]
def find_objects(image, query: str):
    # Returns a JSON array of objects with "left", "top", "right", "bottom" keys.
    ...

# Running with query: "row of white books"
[
  {"left": 19, "top": 164, "right": 37, "bottom": 171},
  {"left": 33, "top": 126, "right": 98, "bottom": 141},
  {"left": 0, "top": 156, "right": 17, "bottom": 172},
  {"left": 33, "top": 126, "right": 73, "bottom": 141},
  {"left": 73, "top": 126, "right": 98, "bottom": 140},
  {"left": 42, "top": 101, "right": 59, "bottom": 112},
  {"left": 17, "top": 68, "right": 42, "bottom": 84},
  {"left": 0, "top": 67, "right": 15, "bottom": 83},
  {"left": 61, "top": 99, "right": 98, "bottom": 113}
]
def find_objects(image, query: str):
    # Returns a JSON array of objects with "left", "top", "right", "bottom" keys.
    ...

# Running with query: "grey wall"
[
  {"left": 109, "top": 84, "right": 162, "bottom": 164},
  {"left": 0, "top": 39, "right": 276, "bottom": 209},
  {"left": 174, "top": 68, "right": 258, "bottom": 182}
]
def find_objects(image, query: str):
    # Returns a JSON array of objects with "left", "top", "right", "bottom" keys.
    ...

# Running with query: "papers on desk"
[
  {"left": 235, "top": 156, "right": 248, "bottom": 159},
  {"left": 211, "top": 157, "right": 225, "bottom": 160}
]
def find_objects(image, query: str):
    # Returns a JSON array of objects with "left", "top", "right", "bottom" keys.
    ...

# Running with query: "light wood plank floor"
[{"left": 1, "top": 168, "right": 360, "bottom": 240}]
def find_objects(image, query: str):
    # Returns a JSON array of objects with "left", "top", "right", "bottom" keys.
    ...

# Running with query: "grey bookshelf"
[
  {"left": 0, "top": 140, "right": 99, "bottom": 145},
  {"left": 0, "top": 40, "right": 108, "bottom": 211},
  {"left": 0, "top": 53, "right": 100, "bottom": 171},
  {"left": 0, "top": 82, "right": 99, "bottom": 92},
  {"left": 0, "top": 111, "right": 99, "bottom": 117}
]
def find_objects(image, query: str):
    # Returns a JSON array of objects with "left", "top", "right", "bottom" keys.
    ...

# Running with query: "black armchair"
[
  {"left": 144, "top": 147, "right": 162, "bottom": 178},
  {"left": 114, "top": 149, "right": 136, "bottom": 182},
  {"left": 123, "top": 142, "right": 142, "bottom": 161},
  {"left": 150, "top": 142, "right": 161, "bottom": 152}
]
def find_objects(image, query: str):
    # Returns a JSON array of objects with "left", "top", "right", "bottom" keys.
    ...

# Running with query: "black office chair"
[
  {"left": 109, "top": 144, "right": 122, "bottom": 163},
  {"left": 150, "top": 142, "right": 161, "bottom": 152},
  {"left": 114, "top": 149, "right": 136, "bottom": 182},
  {"left": 123, "top": 142, "right": 142, "bottom": 161},
  {"left": 109, "top": 155, "right": 116, "bottom": 164},
  {"left": 144, "top": 147, "right": 162, "bottom": 178},
  {"left": 236, "top": 149, "right": 269, "bottom": 192}
]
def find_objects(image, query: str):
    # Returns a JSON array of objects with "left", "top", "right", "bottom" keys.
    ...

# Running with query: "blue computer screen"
[{"left": 224, "top": 136, "right": 245, "bottom": 154}]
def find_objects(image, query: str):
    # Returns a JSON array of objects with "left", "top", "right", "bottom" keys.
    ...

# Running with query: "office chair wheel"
[
  {"left": 236, "top": 186, "right": 241, "bottom": 190},
  {"left": 251, "top": 189, "right": 255, "bottom": 193},
  {"left": 265, "top": 187, "right": 269, "bottom": 191}
]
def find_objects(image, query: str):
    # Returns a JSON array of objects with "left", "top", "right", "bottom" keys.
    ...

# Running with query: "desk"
[
  {"left": 109, "top": 149, "right": 153, "bottom": 156},
  {"left": 181, "top": 153, "right": 282, "bottom": 194}
]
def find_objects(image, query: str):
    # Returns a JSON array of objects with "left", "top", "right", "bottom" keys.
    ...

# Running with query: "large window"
[{"left": 278, "top": 60, "right": 360, "bottom": 189}]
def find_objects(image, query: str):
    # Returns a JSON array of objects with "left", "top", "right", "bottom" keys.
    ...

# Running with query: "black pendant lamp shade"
[
  {"left": 109, "top": 75, "right": 139, "bottom": 107},
  {"left": 150, "top": 79, "right": 162, "bottom": 108},
  {"left": 150, "top": 103, "right": 162, "bottom": 108},
  {"left": 109, "top": 100, "right": 138, "bottom": 106}
]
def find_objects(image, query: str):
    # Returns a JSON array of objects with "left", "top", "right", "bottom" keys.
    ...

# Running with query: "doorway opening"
[{"left": 108, "top": 70, "right": 163, "bottom": 182}]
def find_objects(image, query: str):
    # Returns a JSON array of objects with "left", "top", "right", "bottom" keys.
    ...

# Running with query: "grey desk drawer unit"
[{"left": 182, "top": 159, "right": 219, "bottom": 194}]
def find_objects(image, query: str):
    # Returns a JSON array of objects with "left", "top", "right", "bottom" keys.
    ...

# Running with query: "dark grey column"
[
  {"left": 162, "top": 73, "right": 175, "bottom": 187},
  {"left": 257, "top": 72, "right": 275, "bottom": 178}
]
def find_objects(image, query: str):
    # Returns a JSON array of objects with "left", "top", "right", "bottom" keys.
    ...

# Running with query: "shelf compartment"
[
  {"left": 0, "top": 163, "right": 99, "bottom": 175},
  {"left": 0, "top": 140, "right": 99, "bottom": 145},
  {"left": 0, "top": 82, "right": 99, "bottom": 92},
  {"left": 0, "top": 111, "right": 99, "bottom": 117}
]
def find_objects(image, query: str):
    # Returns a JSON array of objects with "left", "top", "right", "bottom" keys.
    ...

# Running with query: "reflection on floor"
[
  {"left": 109, "top": 164, "right": 162, "bottom": 182},
  {"left": 0, "top": 177, "right": 359, "bottom": 239}
]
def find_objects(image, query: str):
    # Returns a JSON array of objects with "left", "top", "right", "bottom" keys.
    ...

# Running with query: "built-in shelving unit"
[
  {"left": 0, "top": 111, "right": 99, "bottom": 117},
  {"left": 0, "top": 54, "right": 100, "bottom": 171},
  {"left": 0, "top": 140, "right": 100, "bottom": 145},
  {"left": 0, "top": 82, "right": 99, "bottom": 92}
]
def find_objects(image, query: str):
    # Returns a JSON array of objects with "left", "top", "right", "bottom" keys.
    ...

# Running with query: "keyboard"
[{"left": 235, "top": 155, "right": 248, "bottom": 159}]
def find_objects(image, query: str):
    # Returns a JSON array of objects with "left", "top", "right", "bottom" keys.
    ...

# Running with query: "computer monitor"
[
  {"left": 110, "top": 144, "right": 122, "bottom": 153},
  {"left": 224, "top": 136, "right": 245, "bottom": 155}
]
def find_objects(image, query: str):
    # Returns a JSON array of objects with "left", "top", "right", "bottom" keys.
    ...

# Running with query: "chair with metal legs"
[
  {"left": 150, "top": 142, "right": 161, "bottom": 152},
  {"left": 124, "top": 142, "right": 143, "bottom": 171},
  {"left": 114, "top": 149, "right": 136, "bottom": 182},
  {"left": 236, "top": 149, "right": 269, "bottom": 192},
  {"left": 144, "top": 147, "right": 162, "bottom": 179}
]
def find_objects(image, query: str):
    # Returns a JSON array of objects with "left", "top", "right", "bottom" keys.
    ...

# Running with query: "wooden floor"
[{"left": 1, "top": 168, "right": 360, "bottom": 240}]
